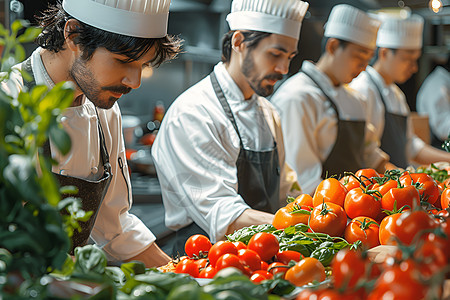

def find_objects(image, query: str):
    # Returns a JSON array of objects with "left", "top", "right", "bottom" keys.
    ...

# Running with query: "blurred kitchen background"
[{"left": 2, "top": 0, "right": 450, "bottom": 254}]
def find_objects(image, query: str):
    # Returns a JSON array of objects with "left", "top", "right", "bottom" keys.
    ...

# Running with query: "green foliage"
[{"left": 0, "top": 19, "right": 87, "bottom": 298}]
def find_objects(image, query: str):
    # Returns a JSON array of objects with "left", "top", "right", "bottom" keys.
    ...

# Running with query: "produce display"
[{"left": 167, "top": 166, "right": 450, "bottom": 299}]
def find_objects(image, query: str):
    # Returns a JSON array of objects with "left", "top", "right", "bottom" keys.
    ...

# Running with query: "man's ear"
[
  {"left": 231, "top": 31, "right": 246, "bottom": 54},
  {"left": 326, "top": 38, "right": 340, "bottom": 55},
  {"left": 64, "top": 19, "right": 81, "bottom": 52}
]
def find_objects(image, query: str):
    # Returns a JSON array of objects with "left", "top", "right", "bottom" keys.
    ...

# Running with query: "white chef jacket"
[
  {"left": 151, "top": 62, "right": 300, "bottom": 243},
  {"left": 350, "top": 66, "right": 426, "bottom": 162},
  {"left": 417, "top": 66, "right": 450, "bottom": 141},
  {"left": 272, "top": 61, "right": 388, "bottom": 195},
  {"left": 2, "top": 48, "right": 155, "bottom": 262}
]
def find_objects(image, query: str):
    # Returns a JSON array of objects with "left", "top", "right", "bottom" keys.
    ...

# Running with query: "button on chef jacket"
[
  {"left": 350, "top": 66, "right": 425, "bottom": 163},
  {"left": 272, "top": 61, "right": 388, "bottom": 195},
  {"left": 152, "top": 62, "right": 300, "bottom": 243},
  {"left": 2, "top": 48, "right": 156, "bottom": 262},
  {"left": 417, "top": 66, "right": 450, "bottom": 142}
]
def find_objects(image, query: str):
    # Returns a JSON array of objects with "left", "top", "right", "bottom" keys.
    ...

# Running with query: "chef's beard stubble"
[
  {"left": 241, "top": 48, "right": 283, "bottom": 98},
  {"left": 69, "top": 57, "right": 132, "bottom": 109}
]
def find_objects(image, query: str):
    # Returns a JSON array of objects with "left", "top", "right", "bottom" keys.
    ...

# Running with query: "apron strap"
[
  {"left": 301, "top": 69, "right": 341, "bottom": 119},
  {"left": 210, "top": 72, "right": 245, "bottom": 148},
  {"left": 22, "top": 57, "right": 36, "bottom": 91},
  {"left": 366, "top": 71, "right": 389, "bottom": 109},
  {"left": 94, "top": 107, "right": 112, "bottom": 174}
]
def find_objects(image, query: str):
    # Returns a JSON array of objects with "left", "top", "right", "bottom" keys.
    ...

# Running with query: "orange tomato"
[
  {"left": 272, "top": 205, "right": 311, "bottom": 230},
  {"left": 344, "top": 217, "right": 380, "bottom": 249},
  {"left": 379, "top": 213, "right": 402, "bottom": 246},
  {"left": 309, "top": 202, "right": 347, "bottom": 237},
  {"left": 286, "top": 194, "right": 313, "bottom": 209},
  {"left": 441, "top": 187, "right": 450, "bottom": 209},
  {"left": 284, "top": 257, "right": 326, "bottom": 287},
  {"left": 313, "top": 178, "right": 347, "bottom": 207}
]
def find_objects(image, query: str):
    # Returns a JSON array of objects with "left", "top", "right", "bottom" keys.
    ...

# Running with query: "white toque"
[
  {"left": 324, "top": 4, "right": 381, "bottom": 50},
  {"left": 375, "top": 14, "right": 424, "bottom": 50},
  {"left": 226, "top": 0, "right": 309, "bottom": 40},
  {"left": 62, "top": 0, "right": 170, "bottom": 38}
]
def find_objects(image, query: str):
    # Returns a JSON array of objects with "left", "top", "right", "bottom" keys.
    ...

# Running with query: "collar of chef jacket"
[{"left": 301, "top": 60, "right": 340, "bottom": 100}]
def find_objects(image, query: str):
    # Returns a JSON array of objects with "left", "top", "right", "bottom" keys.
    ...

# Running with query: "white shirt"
[
  {"left": 417, "top": 66, "right": 450, "bottom": 141},
  {"left": 2, "top": 48, "right": 155, "bottom": 262},
  {"left": 152, "top": 62, "right": 299, "bottom": 243},
  {"left": 272, "top": 61, "right": 388, "bottom": 195},
  {"left": 350, "top": 66, "right": 426, "bottom": 162}
]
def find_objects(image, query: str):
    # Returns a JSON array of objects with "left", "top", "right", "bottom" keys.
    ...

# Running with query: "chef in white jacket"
[
  {"left": 152, "top": 0, "right": 308, "bottom": 254},
  {"left": 351, "top": 13, "right": 450, "bottom": 167},
  {"left": 2, "top": 0, "right": 182, "bottom": 267},
  {"left": 417, "top": 56, "right": 450, "bottom": 149},
  {"left": 272, "top": 4, "right": 390, "bottom": 195}
]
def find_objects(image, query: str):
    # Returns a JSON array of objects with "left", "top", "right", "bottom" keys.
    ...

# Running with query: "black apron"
[
  {"left": 430, "top": 131, "right": 445, "bottom": 150},
  {"left": 367, "top": 72, "right": 408, "bottom": 168},
  {"left": 23, "top": 58, "right": 112, "bottom": 253},
  {"left": 302, "top": 70, "right": 366, "bottom": 179},
  {"left": 171, "top": 71, "right": 281, "bottom": 256}
]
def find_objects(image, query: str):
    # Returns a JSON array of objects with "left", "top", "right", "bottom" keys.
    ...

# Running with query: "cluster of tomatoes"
[
  {"left": 273, "top": 168, "right": 450, "bottom": 249},
  {"left": 174, "top": 233, "right": 327, "bottom": 287},
  {"left": 297, "top": 213, "right": 450, "bottom": 299}
]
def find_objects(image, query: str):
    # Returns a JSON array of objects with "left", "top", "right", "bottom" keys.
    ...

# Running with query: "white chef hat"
[
  {"left": 324, "top": 4, "right": 381, "bottom": 50},
  {"left": 62, "top": 0, "right": 170, "bottom": 38},
  {"left": 375, "top": 14, "right": 424, "bottom": 50},
  {"left": 226, "top": 0, "right": 309, "bottom": 40}
]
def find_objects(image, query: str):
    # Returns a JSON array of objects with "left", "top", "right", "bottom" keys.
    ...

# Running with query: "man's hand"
[{"left": 125, "top": 243, "right": 171, "bottom": 268}]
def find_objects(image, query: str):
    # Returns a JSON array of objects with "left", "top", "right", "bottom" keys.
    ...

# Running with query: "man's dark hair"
[
  {"left": 35, "top": 2, "right": 182, "bottom": 67},
  {"left": 221, "top": 30, "right": 272, "bottom": 63},
  {"left": 320, "top": 37, "right": 349, "bottom": 55}
]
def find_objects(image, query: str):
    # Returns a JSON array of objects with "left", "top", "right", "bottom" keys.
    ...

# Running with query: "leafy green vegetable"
[{"left": 226, "top": 224, "right": 276, "bottom": 244}]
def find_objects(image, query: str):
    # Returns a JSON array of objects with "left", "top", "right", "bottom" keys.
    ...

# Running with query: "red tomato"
[
  {"left": 296, "top": 289, "right": 325, "bottom": 300},
  {"left": 441, "top": 187, "right": 450, "bottom": 209},
  {"left": 284, "top": 257, "right": 326, "bottom": 287},
  {"left": 125, "top": 148, "right": 137, "bottom": 160},
  {"left": 344, "top": 217, "right": 380, "bottom": 249},
  {"left": 340, "top": 175, "right": 362, "bottom": 191},
  {"left": 215, "top": 253, "right": 245, "bottom": 273},
  {"left": 275, "top": 250, "right": 304, "bottom": 265},
  {"left": 267, "top": 262, "right": 288, "bottom": 276},
  {"left": 232, "top": 241, "right": 247, "bottom": 251},
  {"left": 207, "top": 241, "right": 238, "bottom": 267},
  {"left": 393, "top": 209, "right": 438, "bottom": 245},
  {"left": 309, "top": 202, "right": 347, "bottom": 237},
  {"left": 260, "top": 261, "right": 269, "bottom": 271},
  {"left": 247, "top": 232, "right": 279, "bottom": 262},
  {"left": 400, "top": 173, "right": 440, "bottom": 205},
  {"left": 313, "top": 178, "right": 347, "bottom": 207},
  {"left": 367, "top": 263, "right": 429, "bottom": 300},
  {"left": 381, "top": 185, "right": 420, "bottom": 212},
  {"left": 372, "top": 179, "right": 397, "bottom": 197},
  {"left": 237, "top": 249, "right": 262, "bottom": 271},
  {"left": 331, "top": 249, "right": 367, "bottom": 291},
  {"left": 344, "top": 187, "right": 381, "bottom": 220},
  {"left": 413, "top": 240, "right": 448, "bottom": 279},
  {"left": 184, "top": 234, "right": 212, "bottom": 258},
  {"left": 287, "top": 194, "right": 314, "bottom": 208},
  {"left": 272, "top": 205, "right": 311, "bottom": 230},
  {"left": 198, "top": 265, "right": 216, "bottom": 278},
  {"left": 249, "top": 270, "right": 273, "bottom": 284},
  {"left": 194, "top": 258, "right": 208, "bottom": 269},
  {"left": 174, "top": 259, "right": 199, "bottom": 278},
  {"left": 379, "top": 213, "right": 402, "bottom": 245}
]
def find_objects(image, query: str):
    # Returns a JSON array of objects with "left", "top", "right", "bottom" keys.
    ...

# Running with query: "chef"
[
  {"left": 2, "top": 0, "right": 182, "bottom": 267},
  {"left": 272, "top": 4, "right": 390, "bottom": 195},
  {"left": 417, "top": 55, "right": 450, "bottom": 149},
  {"left": 351, "top": 13, "right": 450, "bottom": 167},
  {"left": 152, "top": 0, "right": 308, "bottom": 255}
]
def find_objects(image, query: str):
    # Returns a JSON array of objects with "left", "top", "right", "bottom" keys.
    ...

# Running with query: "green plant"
[{"left": 0, "top": 20, "right": 88, "bottom": 298}]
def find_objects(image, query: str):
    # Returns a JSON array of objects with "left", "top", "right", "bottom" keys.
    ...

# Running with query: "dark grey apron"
[
  {"left": 302, "top": 70, "right": 366, "bottom": 179},
  {"left": 430, "top": 131, "right": 445, "bottom": 150},
  {"left": 367, "top": 72, "right": 408, "bottom": 168},
  {"left": 171, "top": 71, "right": 281, "bottom": 256},
  {"left": 23, "top": 58, "right": 112, "bottom": 253}
]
